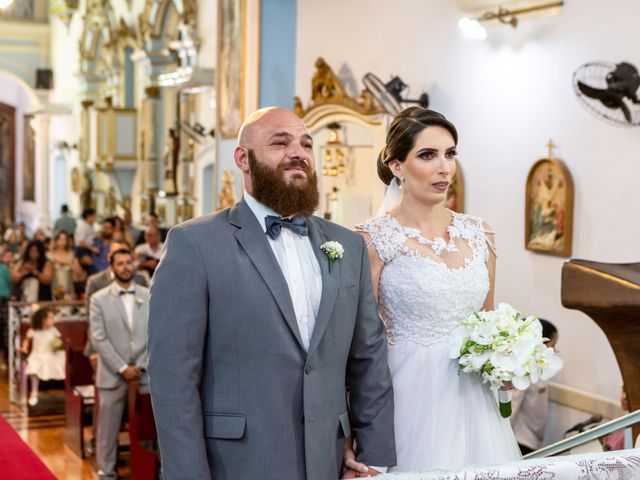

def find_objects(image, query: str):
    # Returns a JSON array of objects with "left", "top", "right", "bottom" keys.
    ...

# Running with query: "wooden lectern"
[{"left": 561, "top": 259, "right": 640, "bottom": 439}]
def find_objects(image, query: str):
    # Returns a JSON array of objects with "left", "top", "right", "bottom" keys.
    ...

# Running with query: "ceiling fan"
[{"left": 362, "top": 73, "right": 429, "bottom": 115}]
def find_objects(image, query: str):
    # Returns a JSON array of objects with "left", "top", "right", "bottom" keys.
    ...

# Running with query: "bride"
[{"left": 347, "top": 107, "right": 521, "bottom": 474}]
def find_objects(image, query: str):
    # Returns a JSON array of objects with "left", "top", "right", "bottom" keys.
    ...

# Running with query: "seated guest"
[
  {"left": 134, "top": 226, "right": 163, "bottom": 279},
  {"left": 510, "top": 319, "right": 559, "bottom": 455}
]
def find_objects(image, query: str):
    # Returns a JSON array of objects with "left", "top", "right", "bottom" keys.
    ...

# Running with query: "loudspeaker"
[{"left": 35, "top": 69, "right": 53, "bottom": 90}]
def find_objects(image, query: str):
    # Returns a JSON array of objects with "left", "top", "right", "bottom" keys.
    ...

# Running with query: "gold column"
[
  {"left": 176, "top": 92, "right": 196, "bottom": 222},
  {"left": 140, "top": 86, "right": 161, "bottom": 215},
  {"left": 80, "top": 100, "right": 93, "bottom": 165}
]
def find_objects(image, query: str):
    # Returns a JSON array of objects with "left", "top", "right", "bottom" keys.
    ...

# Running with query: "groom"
[{"left": 147, "top": 107, "right": 396, "bottom": 480}]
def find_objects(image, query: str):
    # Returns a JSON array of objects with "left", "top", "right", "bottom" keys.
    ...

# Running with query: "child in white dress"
[{"left": 21, "top": 307, "right": 66, "bottom": 406}]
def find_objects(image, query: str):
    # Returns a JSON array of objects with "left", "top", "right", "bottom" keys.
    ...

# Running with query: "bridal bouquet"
[{"left": 449, "top": 303, "right": 563, "bottom": 418}]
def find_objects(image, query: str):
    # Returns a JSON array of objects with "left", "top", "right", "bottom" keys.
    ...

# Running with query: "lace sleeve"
[
  {"left": 481, "top": 221, "right": 497, "bottom": 258},
  {"left": 456, "top": 214, "right": 497, "bottom": 260},
  {"left": 355, "top": 217, "right": 402, "bottom": 264}
]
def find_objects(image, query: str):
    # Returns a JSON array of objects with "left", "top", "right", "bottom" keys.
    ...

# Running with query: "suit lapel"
[
  {"left": 109, "top": 284, "right": 131, "bottom": 333},
  {"left": 307, "top": 217, "right": 339, "bottom": 356},
  {"left": 230, "top": 201, "right": 305, "bottom": 351}
]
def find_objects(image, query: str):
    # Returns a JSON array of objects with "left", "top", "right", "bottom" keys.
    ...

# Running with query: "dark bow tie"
[
  {"left": 264, "top": 215, "right": 309, "bottom": 240},
  {"left": 119, "top": 289, "right": 135, "bottom": 296}
]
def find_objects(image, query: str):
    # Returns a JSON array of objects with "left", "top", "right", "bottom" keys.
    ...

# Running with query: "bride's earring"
[{"left": 399, "top": 177, "right": 405, "bottom": 189}]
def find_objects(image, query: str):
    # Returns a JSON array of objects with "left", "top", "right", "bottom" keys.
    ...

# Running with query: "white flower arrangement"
[
  {"left": 50, "top": 337, "right": 64, "bottom": 352},
  {"left": 449, "top": 303, "right": 563, "bottom": 417},
  {"left": 320, "top": 241, "right": 344, "bottom": 273}
]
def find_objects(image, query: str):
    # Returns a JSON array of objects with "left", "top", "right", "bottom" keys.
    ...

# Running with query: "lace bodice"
[{"left": 357, "top": 212, "right": 494, "bottom": 347}]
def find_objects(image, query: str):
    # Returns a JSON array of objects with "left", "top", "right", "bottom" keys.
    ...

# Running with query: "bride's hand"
[
  {"left": 499, "top": 381, "right": 514, "bottom": 391},
  {"left": 342, "top": 437, "right": 369, "bottom": 478}
]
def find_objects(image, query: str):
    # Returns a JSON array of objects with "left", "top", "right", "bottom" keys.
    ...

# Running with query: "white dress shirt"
[
  {"left": 244, "top": 193, "right": 322, "bottom": 351},
  {"left": 118, "top": 286, "right": 135, "bottom": 331},
  {"left": 74, "top": 220, "right": 95, "bottom": 246},
  {"left": 116, "top": 284, "right": 136, "bottom": 373}
]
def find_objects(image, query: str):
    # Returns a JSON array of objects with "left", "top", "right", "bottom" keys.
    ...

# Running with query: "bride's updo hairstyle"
[{"left": 377, "top": 107, "right": 458, "bottom": 185}]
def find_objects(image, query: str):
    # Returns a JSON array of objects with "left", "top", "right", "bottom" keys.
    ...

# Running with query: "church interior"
[{"left": 0, "top": 0, "right": 639, "bottom": 478}]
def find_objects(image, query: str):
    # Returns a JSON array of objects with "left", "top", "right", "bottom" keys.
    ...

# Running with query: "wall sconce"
[
  {"left": 459, "top": 1, "right": 563, "bottom": 40},
  {"left": 56, "top": 141, "right": 78, "bottom": 153}
]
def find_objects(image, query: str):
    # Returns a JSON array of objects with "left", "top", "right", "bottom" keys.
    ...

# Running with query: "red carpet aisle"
[{"left": 0, "top": 414, "right": 57, "bottom": 479}]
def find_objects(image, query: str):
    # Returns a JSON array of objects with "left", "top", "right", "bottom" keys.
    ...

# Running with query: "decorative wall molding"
[{"left": 294, "top": 57, "right": 383, "bottom": 119}]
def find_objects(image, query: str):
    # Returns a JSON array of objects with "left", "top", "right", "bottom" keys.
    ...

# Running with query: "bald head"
[
  {"left": 238, "top": 107, "right": 304, "bottom": 148},
  {"left": 234, "top": 106, "right": 315, "bottom": 197}
]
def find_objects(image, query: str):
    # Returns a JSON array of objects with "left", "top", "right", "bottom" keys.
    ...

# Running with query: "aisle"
[
  {"left": 0, "top": 412, "right": 57, "bottom": 479},
  {"left": 0, "top": 374, "right": 96, "bottom": 479}
]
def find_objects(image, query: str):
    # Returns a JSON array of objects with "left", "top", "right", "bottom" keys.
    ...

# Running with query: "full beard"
[
  {"left": 248, "top": 150, "right": 320, "bottom": 217},
  {"left": 113, "top": 270, "right": 133, "bottom": 284}
]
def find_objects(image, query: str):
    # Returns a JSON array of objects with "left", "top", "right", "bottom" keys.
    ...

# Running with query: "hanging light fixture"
[{"left": 459, "top": 1, "right": 564, "bottom": 40}]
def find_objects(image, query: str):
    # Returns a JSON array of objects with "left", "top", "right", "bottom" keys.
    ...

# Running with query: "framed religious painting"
[
  {"left": 0, "top": 103, "right": 15, "bottom": 222},
  {"left": 23, "top": 115, "right": 35, "bottom": 201},
  {"left": 525, "top": 150, "right": 574, "bottom": 257},
  {"left": 446, "top": 166, "right": 464, "bottom": 213},
  {"left": 217, "top": 0, "right": 246, "bottom": 139}
]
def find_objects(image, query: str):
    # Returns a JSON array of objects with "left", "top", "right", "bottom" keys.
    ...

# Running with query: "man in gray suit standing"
[
  {"left": 148, "top": 107, "right": 396, "bottom": 480},
  {"left": 91, "top": 248, "right": 150, "bottom": 479}
]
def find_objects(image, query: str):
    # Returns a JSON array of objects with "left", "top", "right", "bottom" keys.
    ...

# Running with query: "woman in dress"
[
  {"left": 48, "top": 230, "right": 85, "bottom": 300},
  {"left": 11, "top": 239, "right": 53, "bottom": 303},
  {"left": 355, "top": 107, "right": 521, "bottom": 472}
]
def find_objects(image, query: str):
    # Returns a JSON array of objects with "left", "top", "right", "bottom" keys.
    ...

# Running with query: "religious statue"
[
  {"left": 105, "top": 186, "right": 118, "bottom": 216},
  {"left": 217, "top": 169, "right": 237, "bottom": 211},
  {"left": 311, "top": 57, "right": 346, "bottom": 103},
  {"left": 162, "top": 128, "right": 180, "bottom": 195}
]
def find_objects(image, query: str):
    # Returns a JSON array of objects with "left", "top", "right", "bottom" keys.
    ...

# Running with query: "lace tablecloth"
[{"left": 379, "top": 448, "right": 640, "bottom": 479}]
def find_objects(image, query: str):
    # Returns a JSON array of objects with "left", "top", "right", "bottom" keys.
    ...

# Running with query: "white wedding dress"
[{"left": 358, "top": 212, "right": 521, "bottom": 472}]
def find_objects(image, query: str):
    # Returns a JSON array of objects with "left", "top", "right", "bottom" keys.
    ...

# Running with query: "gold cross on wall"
[{"left": 546, "top": 139, "right": 555, "bottom": 159}]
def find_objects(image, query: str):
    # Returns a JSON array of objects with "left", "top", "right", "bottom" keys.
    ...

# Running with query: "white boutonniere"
[
  {"left": 134, "top": 297, "right": 144, "bottom": 307},
  {"left": 320, "top": 241, "right": 344, "bottom": 273}
]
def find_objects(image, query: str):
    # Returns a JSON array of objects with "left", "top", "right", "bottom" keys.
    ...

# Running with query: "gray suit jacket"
[
  {"left": 84, "top": 270, "right": 148, "bottom": 356},
  {"left": 90, "top": 283, "right": 149, "bottom": 389},
  {"left": 148, "top": 200, "right": 396, "bottom": 480}
]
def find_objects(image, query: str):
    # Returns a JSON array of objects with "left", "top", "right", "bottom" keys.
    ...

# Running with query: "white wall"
[
  {"left": 296, "top": 0, "right": 640, "bottom": 402},
  {"left": 0, "top": 71, "right": 41, "bottom": 231}
]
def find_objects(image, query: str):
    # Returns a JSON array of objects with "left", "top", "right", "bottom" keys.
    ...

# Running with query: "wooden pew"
[
  {"left": 61, "top": 321, "right": 95, "bottom": 459},
  {"left": 128, "top": 382, "right": 160, "bottom": 479}
]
